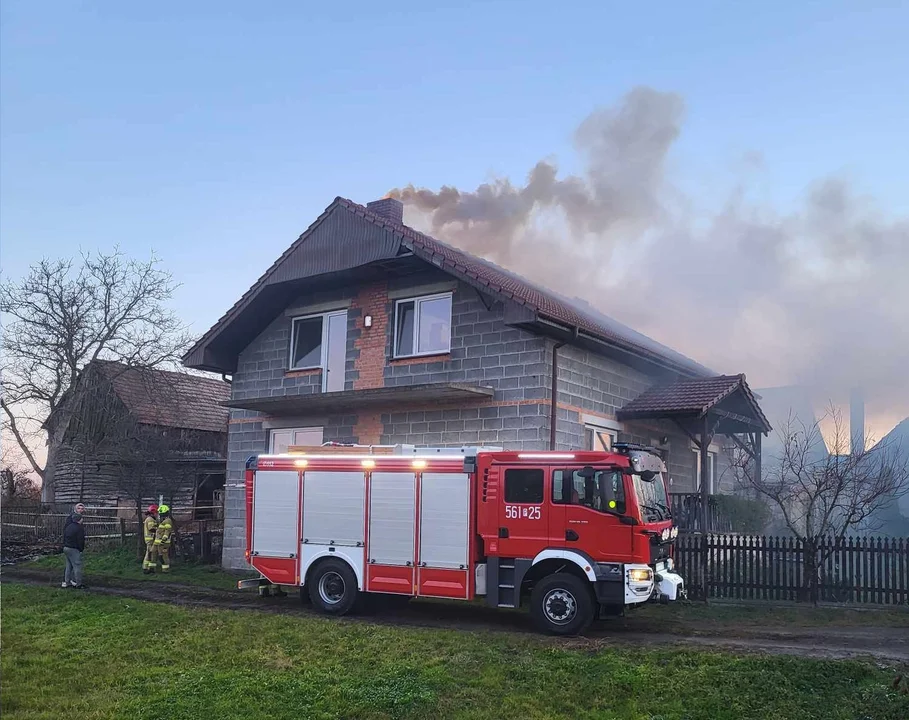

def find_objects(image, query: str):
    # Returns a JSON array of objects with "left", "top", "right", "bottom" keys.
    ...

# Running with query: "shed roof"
[{"left": 96, "top": 361, "right": 230, "bottom": 433}]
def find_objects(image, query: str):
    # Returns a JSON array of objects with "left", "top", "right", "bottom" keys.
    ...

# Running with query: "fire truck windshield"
[{"left": 632, "top": 472, "right": 670, "bottom": 522}]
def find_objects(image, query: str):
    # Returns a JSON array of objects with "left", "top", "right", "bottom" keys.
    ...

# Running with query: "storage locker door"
[
  {"left": 418, "top": 472, "right": 471, "bottom": 599},
  {"left": 302, "top": 471, "right": 366, "bottom": 547},
  {"left": 366, "top": 472, "right": 417, "bottom": 595}
]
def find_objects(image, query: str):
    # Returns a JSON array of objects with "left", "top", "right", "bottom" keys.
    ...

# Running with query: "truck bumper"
[{"left": 652, "top": 570, "right": 685, "bottom": 603}]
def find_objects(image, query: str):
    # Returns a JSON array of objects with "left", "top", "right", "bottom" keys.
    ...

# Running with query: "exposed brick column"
[
  {"left": 354, "top": 412, "right": 384, "bottom": 445},
  {"left": 351, "top": 281, "right": 388, "bottom": 390}
]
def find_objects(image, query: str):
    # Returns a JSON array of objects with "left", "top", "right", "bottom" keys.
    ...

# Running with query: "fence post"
[
  {"left": 201, "top": 520, "right": 210, "bottom": 563},
  {"left": 120, "top": 518, "right": 127, "bottom": 547}
]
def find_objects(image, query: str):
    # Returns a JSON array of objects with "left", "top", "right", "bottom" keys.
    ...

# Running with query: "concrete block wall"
[
  {"left": 219, "top": 266, "right": 733, "bottom": 567},
  {"left": 231, "top": 285, "right": 358, "bottom": 401},
  {"left": 549, "top": 343, "right": 712, "bottom": 490},
  {"left": 382, "top": 276, "right": 549, "bottom": 397},
  {"left": 380, "top": 403, "right": 549, "bottom": 450}
]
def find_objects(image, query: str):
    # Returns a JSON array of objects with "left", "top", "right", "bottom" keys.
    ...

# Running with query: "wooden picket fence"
[
  {"left": 675, "top": 534, "right": 909, "bottom": 605},
  {"left": 1, "top": 506, "right": 224, "bottom": 562}
]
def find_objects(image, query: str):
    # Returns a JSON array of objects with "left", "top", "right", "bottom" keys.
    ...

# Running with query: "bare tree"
[
  {"left": 732, "top": 404, "right": 909, "bottom": 601},
  {"left": 1, "top": 465, "right": 41, "bottom": 501},
  {"left": 0, "top": 250, "right": 191, "bottom": 498}
]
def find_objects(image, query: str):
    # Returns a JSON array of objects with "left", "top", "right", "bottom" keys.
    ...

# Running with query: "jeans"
[{"left": 63, "top": 546, "right": 83, "bottom": 586}]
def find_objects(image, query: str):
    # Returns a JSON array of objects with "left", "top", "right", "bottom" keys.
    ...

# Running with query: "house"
[
  {"left": 43, "top": 360, "right": 229, "bottom": 516},
  {"left": 183, "top": 196, "right": 771, "bottom": 569}
]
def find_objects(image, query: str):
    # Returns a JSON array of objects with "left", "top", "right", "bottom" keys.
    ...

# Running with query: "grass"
[
  {"left": 620, "top": 598, "right": 909, "bottom": 632},
  {"left": 22, "top": 545, "right": 241, "bottom": 591},
  {"left": 20, "top": 547, "right": 909, "bottom": 634},
  {"left": 3, "top": 584, "right": 908, "bottom": 720}
]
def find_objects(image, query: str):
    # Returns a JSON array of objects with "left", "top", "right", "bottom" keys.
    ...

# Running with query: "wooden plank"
[
  {"left": 896, "top": 538, "right": 909, "bottom": 605},
  {"left": 876, "top": 537, "right": 884, "bottom": 605},
  {"left": 862, "top": 536, "right": 870, "bottom": 604}
]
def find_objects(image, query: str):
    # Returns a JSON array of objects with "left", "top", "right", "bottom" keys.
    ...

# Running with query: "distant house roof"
[
  {"left": 183, "top": 197, "right": 712, "bottom": 378},
  {"left": 95, "top": 361, "right": 230, "bottom": 433},
  {"left": 617, "top": 374, "right": 771, "bottom": 433}
]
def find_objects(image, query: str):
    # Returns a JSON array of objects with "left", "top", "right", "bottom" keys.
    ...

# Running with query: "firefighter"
[
  {"left": 142, "top": 505, "right": 159, "bottom": 574},
  {"left": 154, "top": 504, "right": 174, "bottom": 573}
]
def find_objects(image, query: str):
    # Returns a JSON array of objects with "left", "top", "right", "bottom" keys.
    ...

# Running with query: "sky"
[{"left": 2, "top": 1, "right": 908, "bottom": 449}]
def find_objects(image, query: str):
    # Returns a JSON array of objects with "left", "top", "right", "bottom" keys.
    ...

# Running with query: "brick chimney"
[{"left": 366, "top": 197, "right": 404, "bottom": 225}]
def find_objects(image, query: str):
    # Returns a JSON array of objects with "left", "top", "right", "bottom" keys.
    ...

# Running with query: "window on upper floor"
[
  {"left": 290, "top": 316, "right": 324, "bottom": 370},
  {"left": 393, "top": 292, "right": 452, "bottom": 358},
  {"left": 289, "top": 310, "right": 347, "bottom": 390}
]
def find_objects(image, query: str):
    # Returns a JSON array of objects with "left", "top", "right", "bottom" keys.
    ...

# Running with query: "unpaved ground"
[{"left": 4, "top": 566, "right": 908, "bottom": 663}]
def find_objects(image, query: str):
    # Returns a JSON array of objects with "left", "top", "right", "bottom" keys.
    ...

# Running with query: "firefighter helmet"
[
  {"left": 148, "top": 504, "right": 159, "bottom": 514},
  {"left": 158, "top": 504, "right": 170, "bottom": 515}
]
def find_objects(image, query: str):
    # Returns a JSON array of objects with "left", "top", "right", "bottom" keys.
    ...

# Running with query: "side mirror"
[{"left": 640, "top": 470, "right": 656, "bottom": 482}]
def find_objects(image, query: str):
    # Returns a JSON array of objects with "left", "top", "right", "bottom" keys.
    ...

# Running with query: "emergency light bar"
[{"left": 518, "top": 453, "right": 576, "bottom": 460}]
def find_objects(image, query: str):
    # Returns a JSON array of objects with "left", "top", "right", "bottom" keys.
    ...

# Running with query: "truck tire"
[
  {"left": 530, "top": 572, "right": 595, "bottom": 636},
  {"left": 308, "top": 559, "right": 358, "bottom": 615}
]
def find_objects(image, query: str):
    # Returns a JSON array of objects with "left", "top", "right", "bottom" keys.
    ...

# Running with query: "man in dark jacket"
[
  {"left": 64, "top": 503, "right": 85, "bottom": 528},
  {"left": 62, "top": 513, "right": 86, "bottom": 589}
]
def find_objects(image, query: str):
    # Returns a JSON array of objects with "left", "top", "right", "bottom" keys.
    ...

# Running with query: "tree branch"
[{"left": 1, "top": 399, "right": 45, "bottom": 478}]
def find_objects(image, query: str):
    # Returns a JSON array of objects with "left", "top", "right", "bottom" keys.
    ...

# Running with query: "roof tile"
[
  {"left": 96, "top": 361, "right": 230, "bottom": 433},
  {"left": 617, "top": 374, "right": 771, "bottom": 431}
]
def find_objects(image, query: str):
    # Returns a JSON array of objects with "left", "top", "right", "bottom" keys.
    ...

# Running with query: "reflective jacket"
[
  {"left": 143, "top": 515, "right": 158, "bottom": 544},
  {"left": 154, "top": 516, "right": 174, "bottom": 546}
]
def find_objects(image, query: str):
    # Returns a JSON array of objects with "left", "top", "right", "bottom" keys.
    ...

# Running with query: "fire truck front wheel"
[
  {"left": 530, "top": 573, "right": 595, "bottom": 636},
  {"left": 307, "top": 559, "right": 358, "bottom": 615}
]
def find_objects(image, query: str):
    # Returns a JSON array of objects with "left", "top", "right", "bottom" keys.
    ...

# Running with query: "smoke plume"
[{"left": 389, "top": 87, "right": 909, "bottom": 428}]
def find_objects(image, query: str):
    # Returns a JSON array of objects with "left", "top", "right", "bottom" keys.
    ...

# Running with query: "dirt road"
[{"left": 5, "top": 567, "right": 908, "bottom": 663}]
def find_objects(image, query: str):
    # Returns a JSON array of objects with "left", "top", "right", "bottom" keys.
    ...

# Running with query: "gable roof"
[
  {"left": 617, "top": 373, "right": 771, "bottom": 432},
  {"left": 95, "top": 361, "right": 230, "bottom": 433},
  {"left": 184, "top": 197, "right": 712, "bottom": 377}
]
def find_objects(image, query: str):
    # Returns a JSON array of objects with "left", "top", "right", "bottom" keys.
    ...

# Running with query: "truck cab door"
[
  {"left": 551, "top": 467, "right": 636, "bottom": 563},
  {"left": 496, "top": 466, "right": 547, "bottom": 559}
]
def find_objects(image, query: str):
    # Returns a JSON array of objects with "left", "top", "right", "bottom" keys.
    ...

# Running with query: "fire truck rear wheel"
[
  {"left": 308, "top": 559, "right": 358, "bottom": 615},
  {"left": 530, "top": 573, "right": 595, "bottom": 636}
]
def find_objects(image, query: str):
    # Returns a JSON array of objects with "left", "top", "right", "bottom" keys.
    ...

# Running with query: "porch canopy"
[{"left": 617, "top": 374, "right": 771, "bottom": 529}]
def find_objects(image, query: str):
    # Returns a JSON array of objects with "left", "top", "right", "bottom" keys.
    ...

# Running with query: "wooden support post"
[
  {"left": 700, "top": 414, "right": 713, "bottom": 603},
  {"left": 700, "top": 414, "right": 711, "bottom": 533},
  {"left": 120, "top": 518, "right": 127, "bottom": 546},
  {"left": 754, "top": 432, "right": 762, "bottom": 489},
  {"left": 201, "top": 521, "right": 210, "bottom": 563}
]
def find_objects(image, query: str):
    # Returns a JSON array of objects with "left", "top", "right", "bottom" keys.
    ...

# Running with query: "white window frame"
[
  {"left": 585, "top": 425, "right": 617, "bottom": 452},
  {"left": 392, "top": 292, "right": 453, "bottom": 359},
  {"left": 288, "top": 310, "right": 346, "bottom": 372},
  {"left": 269, "top": 427, "right": 324, "bottom": 454}
]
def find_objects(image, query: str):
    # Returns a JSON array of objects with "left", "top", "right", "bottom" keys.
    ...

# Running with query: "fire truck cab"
[{"left": 241, "top": 443, "right": 684, "bottom": 635}]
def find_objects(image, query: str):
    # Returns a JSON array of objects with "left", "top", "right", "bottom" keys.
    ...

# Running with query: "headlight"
[
  {"left": 661, "top": 528, "right": 670, "bottom": 541},
  {"left": 670, "top": 527, "right": 679, "bottom": 539},
  {"left": 628, "top": 568, "right": 653, "bottom": 583}
]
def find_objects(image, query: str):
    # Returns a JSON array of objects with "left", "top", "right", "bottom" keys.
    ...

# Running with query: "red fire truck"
[{"left": 239, "top": 443, "right": 684, "bottom": 635}]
